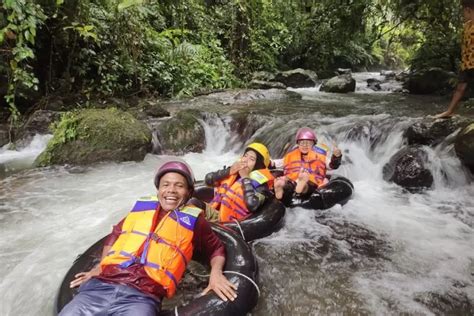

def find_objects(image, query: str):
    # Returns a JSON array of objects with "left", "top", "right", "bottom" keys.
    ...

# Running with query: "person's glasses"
[{"left": 298, "top": 140, "right": 314, "bottom": 146}]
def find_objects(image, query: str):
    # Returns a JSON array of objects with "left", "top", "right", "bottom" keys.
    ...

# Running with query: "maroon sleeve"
[
  {"left": 104, "top": 217, "right": 125, "bottom": 246},
  {"left": 192, "top": 214, "right": 225, "bottom": 262}
]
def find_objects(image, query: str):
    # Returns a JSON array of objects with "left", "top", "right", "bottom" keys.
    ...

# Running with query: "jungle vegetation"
[{"left": 0, "top": 0, "right": 463, "bottom": 121}]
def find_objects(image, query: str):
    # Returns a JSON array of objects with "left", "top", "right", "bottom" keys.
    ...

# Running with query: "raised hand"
[{"left": 229, "top": 159, "right": 248, "bottom": 175}]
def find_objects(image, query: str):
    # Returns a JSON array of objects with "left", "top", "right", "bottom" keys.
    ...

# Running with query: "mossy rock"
[
  {"left": 156, "top": 109, "right": 205, "bottom": 154},
  {"left": 35, "top": 108, "right": 152, "bottom": 166}
]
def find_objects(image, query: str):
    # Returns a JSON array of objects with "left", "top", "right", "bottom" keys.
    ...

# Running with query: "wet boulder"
[
  {"left": 367, "top": 78, "right": 382, "bottom": 91},
  {"left": 274, "top": 68, "right": 318, "bottom": 88},
  {"left": 251, "top": 71, "right": 276, "bottom": 82},
  {"left": 320, "top": 74, "right": 356, "bottom": 93},
  {"left": 227, "top": 112, "right": 268, "bottom": 147},
  {"left": 139, "top": 101, "right": 170, "bottom": 118},
  {"left": 454, "top": 122, "right": 474, "bottom": 173},
  {"left": 403, "top": 67, "right": 456, "bottom": 95},
  {"left": 154, "top": 109, "right": 205, "bottom": 155},
  {"left": 383, "top": 146, "right": 434, "bottom": 191},
  {"left": 128, "top": 100, "right": 170, "bottom": 120},
  {"left": 404, "top": 118, "right": 460, "bottom": 146},
  {"left": 35, "top": 108, "right": 152, "bottom": 166},
  {"left": 380, "top": 70, "right": 396, "bottom": 80},
  {"left": 336, "top": 68, "right": 352, "bottom": 75},
  {"left": 16, "top": 110, "right": 61, "bottom": 141},
  {"left": 249, "top": 80, "right": 286, "bottom": 90}
]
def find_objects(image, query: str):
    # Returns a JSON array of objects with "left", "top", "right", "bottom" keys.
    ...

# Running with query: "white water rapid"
[{"left": 0, "top": 77, "right": 473, "bottom": 315}]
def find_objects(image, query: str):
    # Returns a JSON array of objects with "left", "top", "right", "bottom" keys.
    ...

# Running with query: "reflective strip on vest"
[{"left": 100, "top": 198, "right": 201, "bottom": 298}]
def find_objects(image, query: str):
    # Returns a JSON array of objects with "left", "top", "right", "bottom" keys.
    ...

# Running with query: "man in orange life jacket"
[
  {"left": 204, "top": 143, "right": 274, "bottom": 223},
  {"left": 59, "top": 160, "right": 237, "bottom": 316},
  {"left": 274, "top": 127, "right": 342, "bottom": 206}
]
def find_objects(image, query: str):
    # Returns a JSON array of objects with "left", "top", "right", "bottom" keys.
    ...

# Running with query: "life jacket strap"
[{"left": 144, "top": 262, "right": 179, "bottom": 290}]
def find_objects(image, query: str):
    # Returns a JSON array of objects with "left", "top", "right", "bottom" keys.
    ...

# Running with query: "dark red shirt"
[{"left": 96, "top": 206, "right": 225, "bottom": 299}]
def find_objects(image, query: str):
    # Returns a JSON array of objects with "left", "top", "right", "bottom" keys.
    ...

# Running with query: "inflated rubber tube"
[
  {"left": 55, "top": 224, "right": 259, "bottom": 316},
  {"left": 298, "top": 175, "right": 354, "bottom": 210},
  {"left": 193, "top": 186, "right": 285, "bottom": 241}
]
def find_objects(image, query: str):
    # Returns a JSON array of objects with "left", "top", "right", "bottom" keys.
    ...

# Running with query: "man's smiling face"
[{"left": 157, "top": 172, "right": 190, "bottom": 211}]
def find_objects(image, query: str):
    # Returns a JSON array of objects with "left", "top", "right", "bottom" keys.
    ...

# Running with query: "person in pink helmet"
[
  {"left": 274, "top": 127, "right": 342, "bottom": 206},
  {"left": 60, "top": 160, "right": 237, "bottom": 316}
]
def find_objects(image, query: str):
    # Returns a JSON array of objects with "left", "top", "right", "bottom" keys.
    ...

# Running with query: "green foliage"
[
  {"left": 48, "top": 112, "right": 79, "bottom": 147},
  {"left": 0, "top": 0, "right": 467, "bottom": 120},
  {"left": 1, "top": 0, "right": 46, "bottom": 123}
]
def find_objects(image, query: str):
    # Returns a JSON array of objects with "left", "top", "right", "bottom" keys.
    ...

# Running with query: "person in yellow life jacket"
[
  {"left": 435, "top": 0, "right": 474, "bottom": 118},
  {"left": 274, "top": 127, "right": 342, "bottom": 206},
  {"left": 205, "top": 142, "right": 274, "bottom": 223},
  {"left": 60, "top": 160, "right": 237, "bottom": 316}
]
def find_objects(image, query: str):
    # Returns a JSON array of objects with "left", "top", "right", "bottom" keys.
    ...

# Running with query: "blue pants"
[{"left": 59, "top": 278, "right": 161, "bottom": 316}]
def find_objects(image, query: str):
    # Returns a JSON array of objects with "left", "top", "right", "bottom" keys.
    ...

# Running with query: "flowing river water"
[{"left": 1, "top": 73, "right": 473, "bottom": 315}]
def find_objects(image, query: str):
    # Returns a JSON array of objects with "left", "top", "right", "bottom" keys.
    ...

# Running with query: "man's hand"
[
  {"left": 69, "top": 265, "right": 101, "bottom": 288},
  {"left": 202, "top": 256, "right": 237, "bottom": 302}
]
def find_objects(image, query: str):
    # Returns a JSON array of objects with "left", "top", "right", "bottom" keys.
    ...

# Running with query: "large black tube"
[
  {"left": 297, "top": 176, "right": 354, "bottom": 210},
  {"left": 55, "top": 225, "right": 259, "bottom": 316},
  {"left": 193, "top": 186, "right": 285, "bottom": 241}
]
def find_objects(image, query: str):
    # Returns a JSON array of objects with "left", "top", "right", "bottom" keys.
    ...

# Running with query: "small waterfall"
[
  {"left": 0, "top": 134, "right": 52, "bottom": 178},
  {"left": 200, "top": 113, "right": 240, "bottom": 154}
]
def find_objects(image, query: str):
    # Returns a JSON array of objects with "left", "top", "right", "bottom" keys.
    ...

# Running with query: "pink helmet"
[
  {"left": 154, "top": 160, "right": 195, "bottom": 190},
  {"left": 295, "top": 127, "right": 317, "bottom": 143}
]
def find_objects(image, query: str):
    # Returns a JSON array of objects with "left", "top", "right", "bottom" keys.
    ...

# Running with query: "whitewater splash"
[
  {"left": 0, "top": 134, "right": 52, "bottom": 178},
  {"left": 0, "top": 84, "right": 473, "bottom": 315}
]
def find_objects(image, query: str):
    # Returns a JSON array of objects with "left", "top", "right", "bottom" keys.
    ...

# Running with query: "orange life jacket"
[
  {"left": 100, "top": 196, "right": 202, "bottom": 298},
  {"left": 283, "top": 144, "right": 329, "bottom": 187},
  {"left": 210, "top": 168, "right": 274, "bottom": 222}
]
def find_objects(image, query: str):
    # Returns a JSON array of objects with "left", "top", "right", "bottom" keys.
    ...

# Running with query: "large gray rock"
[
  {"left": 252, "top": 71, "right": 276, "bottom": 82},
  {"left": 320, "top": 74, "right": 356, "bottom": 93},
  {"left": 367, "top": 78, "right": 382, "bottom": 91},
  {"left": 154, "top": 109, "right": 205, "bottom": 155},
  {"left": 380, "top": 70, "right": 396, "bottom": 79},
  {"left": 35, "top": 108, "right": 152, "bottom": 166},
  {"left": 383, "top": 146, "right": 434, "bottom": 191},
  {"left": 274, "top": 68, "right": 318, "bottom": 88},
  {"left": 249, "top": 80, "right": 286, "bottom": 90},
  {"left": 404, "top": 119, "right": 461, "bottom": 146},
  {"left": 403, "top": 68, "right": 456, "bottom": 95},
  {"left": 336, "top": 68, "right": 352, "bottom": 75},
  {"left": 454, "top": 122, "right": 474, "bottom": 173}
]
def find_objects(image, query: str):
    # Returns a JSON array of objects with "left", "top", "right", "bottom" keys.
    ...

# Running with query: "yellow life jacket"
[
  {"left": 100, "top": 196, "right": 202, "bottom": 298},
  {"left": 283, "top": 144, "right": 329, "bottom": 187},
  {"left": 210, "top": 168, "right": 274, "bottom": 222}
]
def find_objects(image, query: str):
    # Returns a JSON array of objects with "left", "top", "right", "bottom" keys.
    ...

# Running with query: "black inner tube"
[
  {"left": 55, "top": 224, "right": 259, "bottom": 316},
  {"left": 193, "top": 186, "right": 286, "bottom": 241}
]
